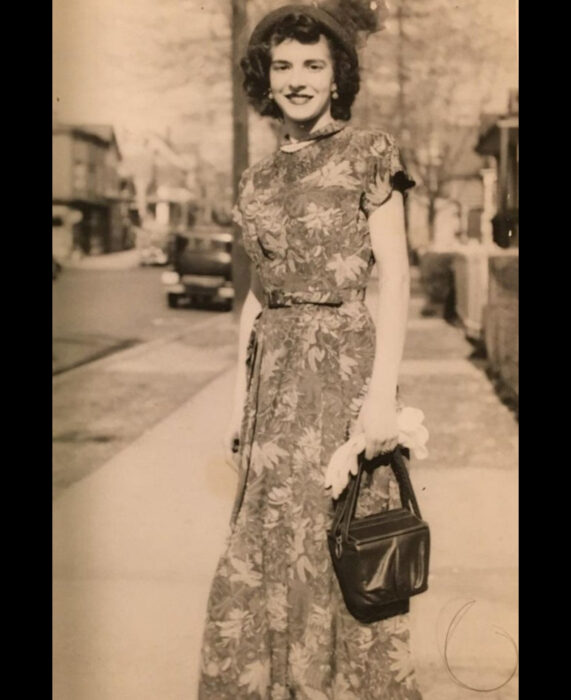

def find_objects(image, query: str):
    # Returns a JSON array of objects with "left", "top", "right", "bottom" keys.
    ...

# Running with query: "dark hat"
[{"left": 248, "top": 1, "right": 389, "bottom": 63}]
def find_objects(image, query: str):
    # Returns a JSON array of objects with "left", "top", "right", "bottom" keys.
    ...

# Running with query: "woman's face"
[{"left": 269, "top": 35, "right": 335, "bottom": 126}]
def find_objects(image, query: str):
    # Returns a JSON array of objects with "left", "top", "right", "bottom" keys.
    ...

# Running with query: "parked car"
[
  {"left": 161, "top": 227, "right": 234, "bottom": 310},
  {"left": 140, "top": 245, "right": 169, "bottom": 266}
]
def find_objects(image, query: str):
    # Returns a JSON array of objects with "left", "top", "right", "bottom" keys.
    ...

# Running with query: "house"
[
  {"left": 475, "top": 91, "right": 519, "bottom": 248},
  {"left": 122, "top": 132, "right": 199, "bottom": 236},
  {"left": 52, "top": 123, "right": 134, "bottom": 257},
  {"left": 474, "top": 91, "right": 518, "bottom": 401},
  {"left": 433, "top": 92, "right": 518, "bottom": 345},
  {"left": 439, "top": 125, "right": 494, "bottom": 243},
  {"left": 406, "top": 125, "right": 490, "bottom": 254}
]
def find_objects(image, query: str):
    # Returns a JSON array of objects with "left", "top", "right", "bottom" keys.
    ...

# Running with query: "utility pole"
[
  {"left": 393, "top": 1, "right": 412, "bottom": 255},
  {"left": 231, "top": 0, "right": 250, "bottom": 313},
  {"left": 394, "top": 0, "right": 430, "bottom": 259},
  {"left": 395, "top": 0, "right": 406, "bottom": 136},
  {"left": 394, "top": 0, "right": 429, "bottom": 137}
]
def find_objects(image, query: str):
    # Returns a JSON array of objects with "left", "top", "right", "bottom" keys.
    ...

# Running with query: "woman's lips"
[{"left": 286, "top": 95, "right": 313, "bottom": 104}]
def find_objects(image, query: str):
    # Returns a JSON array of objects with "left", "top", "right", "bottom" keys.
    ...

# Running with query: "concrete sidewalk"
[{"left": 53, "top": 294, "right": 518, "bottom": 700}]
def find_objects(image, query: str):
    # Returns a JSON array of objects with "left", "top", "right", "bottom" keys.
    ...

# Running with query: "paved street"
[
  {"left": 53, "top": 263, "right": 223, "bottom": 375},
  {"left": 52, "top": 258, "right": 237, "bottom": 498},
  {"left": 53, "top": 268, "right": 518, "bottom": 699}
]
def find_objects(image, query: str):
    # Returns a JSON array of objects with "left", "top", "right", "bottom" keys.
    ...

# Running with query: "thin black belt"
[{"left": 266, "top": 289, "right": 365, "bottom": 308}]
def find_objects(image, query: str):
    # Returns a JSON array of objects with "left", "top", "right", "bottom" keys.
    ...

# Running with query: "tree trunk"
[
  {"left": 427, "top": 194, "right": 437, "bottom": 242},
  {"left": 231, "top": 0, "right": 250, "bottom": 314}
]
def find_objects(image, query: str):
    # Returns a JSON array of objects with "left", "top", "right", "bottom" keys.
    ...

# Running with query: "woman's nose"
[
  {"left": 288, "top": 81, "right": 307, "bottom": 94},
  {"left": 288, "top": 68, "right": 306, "bottom": 90}
]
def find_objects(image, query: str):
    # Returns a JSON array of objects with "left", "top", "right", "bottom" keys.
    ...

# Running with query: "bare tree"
[
  {"left": 362, "top": 0, "right": 517, "bottom": 240},
  {"left": 106, "top": 0, "right": 516, "bottom": 245}
]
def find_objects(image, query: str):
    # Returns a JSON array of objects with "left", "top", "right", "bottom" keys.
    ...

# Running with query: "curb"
[
  {"left": 53, "top": 292, "right": 429, "bottom": 385},
  {"left": 52, "top": 338, "right": 141, "bottom": 378},
  {"left": 52, "top": 314, "right": 231, "bottom": 386},
  {"left": 59, "top": 250, "right": 142, "bottom": 271}
]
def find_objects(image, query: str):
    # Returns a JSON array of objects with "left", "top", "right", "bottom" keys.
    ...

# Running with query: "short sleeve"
[{"left": 360, "top": 132, "right": 415, "bottom": 218}]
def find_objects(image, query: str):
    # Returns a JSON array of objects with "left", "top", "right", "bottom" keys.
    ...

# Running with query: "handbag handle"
[{"left": 331, "top": 447, "right": 423, "bottom": 540}]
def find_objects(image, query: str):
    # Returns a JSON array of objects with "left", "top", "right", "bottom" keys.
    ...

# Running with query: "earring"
[
  {"left": 331, "top": 84, "right": 339, "bottom": 100},
  {"left": 267, "top": 89, "right": 274, "bottom": 100}
]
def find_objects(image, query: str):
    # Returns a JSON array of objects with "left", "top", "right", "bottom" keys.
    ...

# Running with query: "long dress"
[{"left": 198, "top": 120, "right": 422, "bottom": 699}]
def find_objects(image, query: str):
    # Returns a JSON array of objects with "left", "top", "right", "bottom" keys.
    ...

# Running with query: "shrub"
[{"left": 419, "top": 252, "right": 455, "bottom": 303}]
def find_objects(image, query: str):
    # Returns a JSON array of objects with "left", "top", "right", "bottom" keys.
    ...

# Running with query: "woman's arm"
[
  {"left": 224, "top": 267, "right": 263, "bottom": 458},
  {"left": 358, "top": 190, "right": 410, "bottom": 459},
  {"left": 232, "top": 270, "right": 263, "bottom": 413}
]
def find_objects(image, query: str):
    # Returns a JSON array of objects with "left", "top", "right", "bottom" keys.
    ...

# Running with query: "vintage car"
[{"left": 160, "top": 227, "right": 234, "bottom": 310}]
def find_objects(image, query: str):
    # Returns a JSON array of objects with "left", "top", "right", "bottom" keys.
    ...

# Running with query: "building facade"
[
  {"left": 475, "top": 91, "right": 519, "bottom": 249},
  {"left": 53, "top": 124, "right": 134, "bottom": 257}
]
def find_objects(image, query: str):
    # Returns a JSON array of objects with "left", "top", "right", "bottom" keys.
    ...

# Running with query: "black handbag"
[{"left": 327, "top": 447, "right": 430, "bottom": 624}]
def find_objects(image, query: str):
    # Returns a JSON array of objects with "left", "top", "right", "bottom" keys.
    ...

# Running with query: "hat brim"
[{"left": 248, "top": 4, "right": 358, "bottom": 63}]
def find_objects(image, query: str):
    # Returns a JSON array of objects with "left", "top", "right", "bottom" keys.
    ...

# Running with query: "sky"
[
  {"left": 53, "top": 0, "right": 517, "bottom": 169},
  {"left": 53, "top": 0, "right": 230, "bottom": 124}
]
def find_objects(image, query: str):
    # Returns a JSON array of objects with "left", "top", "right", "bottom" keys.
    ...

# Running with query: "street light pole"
[
  {"left": 231, "top": 0, "right": 250, "bottom": 313},
  {"left": 396, "top": 0, "right": 406, "bottom": 136}
]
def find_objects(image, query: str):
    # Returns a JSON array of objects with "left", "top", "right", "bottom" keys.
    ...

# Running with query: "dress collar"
[{"left": 279, "top": 119, "right": 348, "bottom": 152}]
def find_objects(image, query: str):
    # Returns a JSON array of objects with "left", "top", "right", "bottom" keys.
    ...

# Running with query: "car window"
[{"left": 186, "top": 237, "right": 231, "bottom": 252}]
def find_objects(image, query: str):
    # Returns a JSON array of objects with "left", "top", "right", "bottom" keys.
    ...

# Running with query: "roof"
[
  {"left": 441, "top": 125, "right": 486, "bottom": 179},
  {"left": 475, "top": 115, "right": 519, "bottom": 156},
  {"left": 475, "top": 90, "right": 519, "bottom": 155},
  {"left": 75, "top": 124, "right": 115, "bottom": 143},
  {"left": 478, "top": 113, "right": 501, "bottom": 135},
  {"left": 52, "top": 123, "right": 122, "bottom": 159},
  {"left": 142, "top": 132, "right": 198, "bottom": 173}
]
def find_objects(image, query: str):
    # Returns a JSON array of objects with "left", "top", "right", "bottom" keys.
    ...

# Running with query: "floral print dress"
[{"left": 198, "top": 121, "right": 421, "bottom": 699}]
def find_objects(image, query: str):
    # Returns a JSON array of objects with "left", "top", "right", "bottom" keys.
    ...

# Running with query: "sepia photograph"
[{"left": 53, "top": 1, "right": 518, "bottom": 698}]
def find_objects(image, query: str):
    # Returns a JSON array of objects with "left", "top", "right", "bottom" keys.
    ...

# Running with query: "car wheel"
[{"left": 167, "top": 293, "right": 181, "bottom": 309}]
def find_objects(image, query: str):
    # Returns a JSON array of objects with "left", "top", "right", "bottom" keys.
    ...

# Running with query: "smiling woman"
[
  {"left": 197, "top": 3, "right": 425, "bottom": 699},
  {"left": 242, "top": 6, "right": 362, "bottom": 124},
  {"left": 268, "top": 36, "right": 336, "bottom": 135}
]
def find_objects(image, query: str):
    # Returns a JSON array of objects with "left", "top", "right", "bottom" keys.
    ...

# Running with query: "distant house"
[
  {"left": 52, "top": 123, "right": 134, "bottom": 257},
  {"left": 124, "top": 132, "right": 199, "bottom": 234},
  {"left": 450, "top": 90, "right": 518, "bottom": 348},
  {"left": 438, "top": 125, "right": 493, "bottom": 242},
  {"left": 407, "top": 125, "right": 489, "bottom": 252},
  {"left": 475, "top": 91, "right": 519, "bottom": 248}
]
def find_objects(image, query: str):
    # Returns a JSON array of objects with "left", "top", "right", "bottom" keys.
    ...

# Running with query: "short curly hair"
[{"left": 241, "top": 11, "right": 360, "bottom": 121}]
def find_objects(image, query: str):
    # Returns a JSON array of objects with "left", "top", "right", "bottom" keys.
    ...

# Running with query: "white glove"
[
  {"left": 324, "top": 406, "right": 429, "bottom": 499},
  {"left": 324, "top": 433, "right": 366, "bottom": 499}
]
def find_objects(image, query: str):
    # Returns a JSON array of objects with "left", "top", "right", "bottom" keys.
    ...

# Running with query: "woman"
[{"left": 199, "top": 3, "right": 421, "bottom": 698}]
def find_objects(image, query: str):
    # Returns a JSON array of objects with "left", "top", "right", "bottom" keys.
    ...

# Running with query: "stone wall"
[{"left": 484, "top": 252, "right": 518, "bottom": 400}]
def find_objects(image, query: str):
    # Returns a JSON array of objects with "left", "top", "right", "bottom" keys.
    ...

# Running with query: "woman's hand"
[
  {"left": 223, "top": 281, "right": 261, "bottom": 472},
  {"left": 356, "top": 394, "right": 399, "bottom": 460},
  {"left": 223, "top": 403, "right": 243, "bottom": 472}
]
